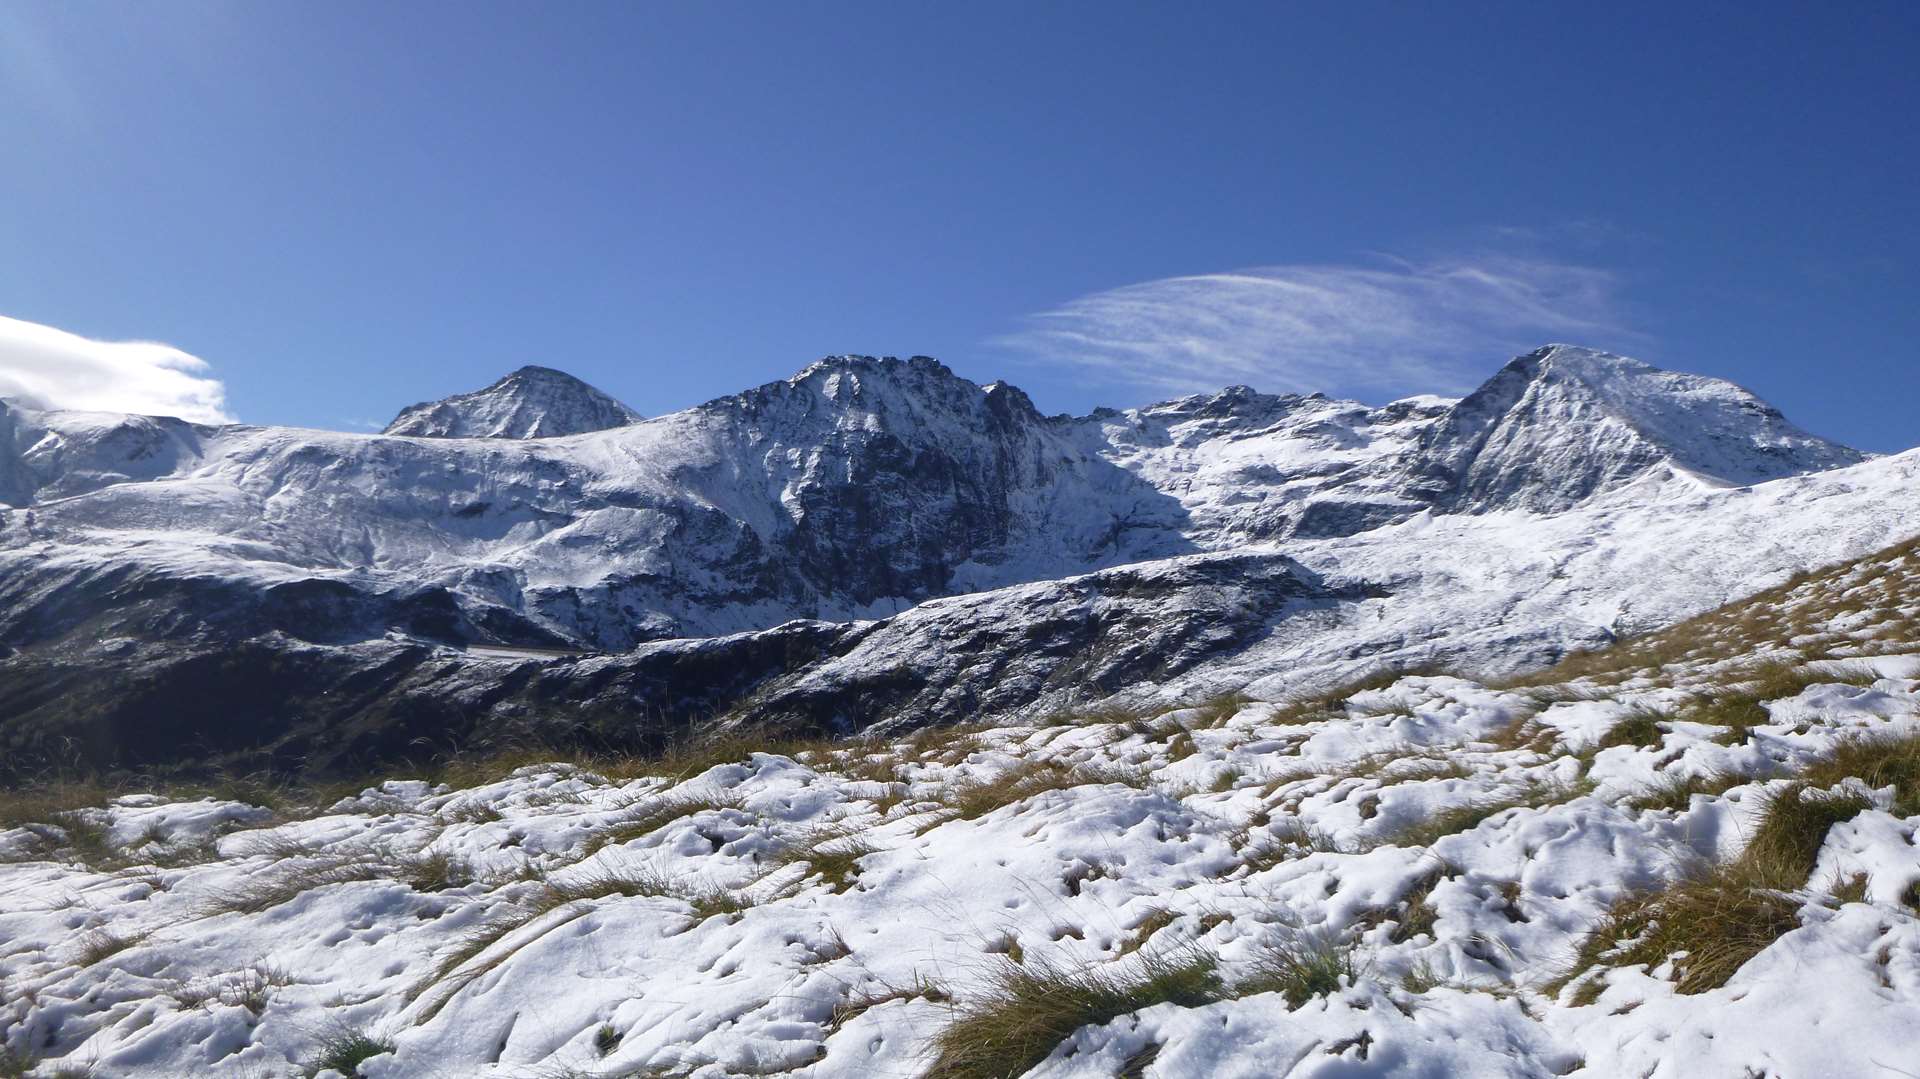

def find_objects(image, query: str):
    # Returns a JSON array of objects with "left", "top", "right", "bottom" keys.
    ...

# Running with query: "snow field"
[{"left": 6, "top": 539, "right": 1920, "bottom": 1077}]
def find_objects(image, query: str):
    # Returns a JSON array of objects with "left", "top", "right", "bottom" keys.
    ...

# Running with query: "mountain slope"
[
  {"left": 5, "top": 536, "right": 1918, "bottom": 1077},
  {"left": 383, "top": 365, "right": 644, "bottom": 438}
]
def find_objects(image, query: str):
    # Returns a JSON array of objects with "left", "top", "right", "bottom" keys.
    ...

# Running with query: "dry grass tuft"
[
  {"left": 1478, "top": 716, "right": 1559, "bottom": 755},
  {"left": 1182, "top": 690, "right": 1257, "bottom": 729},
  {"left": 1799, "top": 732, "right": 1920, "bottom": 816},
  {"left": 202, "top": 850, "right": 390, "bottom": 915},
  {"left": 1829, "top": 873, "right": 1869, "bottom": 905},
  {"left": 1119, "top": 906, "right": 1179, "bottom": 955},
  {"left": 1385, "top": 866, "right": 1446, "bottom": 944},
  {"left": 1554, "top": 861, "right": 1799, "bottom": 997},
  {"left": 394, "top": 849, "right": 480, "bottom": 893},
  {"left": 1379, "top": 783, "right": 1586, "bottom": 850},
  {"left": 1664, "top": 660, "right": 1850, "bottom": 744},
  {"left": 1740, "top": 783, "right": 1870, "bottom": 890},
  {"left": 1624, "top": 769, "right": 1746, "bottom": 813},
  {"left": 1235, "top": 818, "right": 1345, "bottom": 872},
  {"left": 583, "top": 789, "right": 745, "bottom": 856},
  {"left": 77, "top": 927, "right": 149, "bottom": 967},
  {"left": 828, "top": 973, "right": 952, "bottom": 1034},
  {"left": 925, "top": 948, "right": 1222, "bottom": 1079},
  {"left": 0, "top": 781, "right": 120, "bottom": 833},
  {"left": 1232, "top": 930, "right": 1361, "bottom": 1008},
  {"left": 774, "top": 827, "right": 880, "bottom": 893},
  {"left": 166, "top": 963, "right": 294, "bottom": 1016},
  {"left": 936, "top": 759, "right": 1151, "bottom": 821},
  {"left": 1558, "top": 781, "right": 1867, "bottom": 997},
  {"left": 1265, "top": 666, "right": 1438, "bottom": 727},
  {"left": 305, "top": 1023, "right": 395, "bottom": 1077},
  {"left": 1034, "top": 700, "right": 1151, "bottom": 729},
  {"left": 1596, "top": 707, "right": 1668, "bottom": 750}
]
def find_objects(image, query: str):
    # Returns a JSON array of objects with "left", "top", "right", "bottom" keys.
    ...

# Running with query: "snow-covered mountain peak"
[
  {"left": 1526, "top": 341, "right": 1653, "bottom": 376},
  {"left": 780, "top": 354, "right": 966, "bottom": 398},
  {"left": 1420, "top": 343, "right": 1865, "bottom": 511},
  {"left": 383, "top": 365, "right": 642, "bottom": 439},
  {"left": 711, "top": 355, "right": 1050, "bottom": 441},
  {"left": 1487, "top": 345, "right": 1847, "bottom": 457}
]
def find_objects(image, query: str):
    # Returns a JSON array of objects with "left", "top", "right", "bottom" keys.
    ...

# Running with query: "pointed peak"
[
  {"left": 784, "top": 354, "right": 960, "bottom": 385},
  {"left": 771, "top": 354, "right": 1023, "bottom": 410},
  {"left": 1429, "top": 345, "right": 1866, "bottom": 510},
  {"left": 384, "top": 366, "right": 641, "bottom": 439},
  {"left": 497, "top": 364, "right": 585, "bottom": 383},
  {"left": 1511, "top": 344, "right": 1658, "bottom": 381},
  {"left": 704, "top": 354, "right": 1050, "bottom": 432}
]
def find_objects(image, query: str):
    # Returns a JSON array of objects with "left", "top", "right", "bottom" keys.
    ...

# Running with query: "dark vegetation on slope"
[
  {"left": 6, "top": 531, "right": 1918, "bottom": 831},
  {"left": 0, "top": 551, "right": 1349, "bottom": 781}
]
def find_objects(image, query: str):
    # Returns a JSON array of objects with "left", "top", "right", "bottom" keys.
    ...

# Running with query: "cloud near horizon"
[
  {"left": 995, "top": 256, "right": 1634, "bottom": 401},
  {"left": 0, "top": 314, "right": 234, "bottom": 423}
]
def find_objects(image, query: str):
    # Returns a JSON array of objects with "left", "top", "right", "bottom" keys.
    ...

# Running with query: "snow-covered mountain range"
[{"left": 0, "top": 344, "right": 1910, "bottom": 775}]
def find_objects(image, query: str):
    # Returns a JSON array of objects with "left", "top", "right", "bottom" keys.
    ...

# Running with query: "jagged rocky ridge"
[{"left": 0, "top": 344, "right": 1906, "bottom": 775}]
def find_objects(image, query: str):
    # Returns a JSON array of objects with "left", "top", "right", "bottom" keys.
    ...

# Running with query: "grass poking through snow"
[
  {"left": 926, "top": 949, "right": 1222, "bottom": 1079},
  {"left": 305, "top": 1024, "right": 395, "bottom": 1077}
]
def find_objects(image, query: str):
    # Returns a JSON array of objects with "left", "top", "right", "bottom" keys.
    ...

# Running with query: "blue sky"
[{"left": 1, "top": 2, "right": 1916, "bottom": 449}]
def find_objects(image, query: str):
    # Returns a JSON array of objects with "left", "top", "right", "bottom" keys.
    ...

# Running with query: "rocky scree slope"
[
  {"left": 4, "top": 535, "right": 1920, "bottom": 1077},
  {"left": 0, "top": 346, "right": 1897, "bottom": 775},
  {"left": 382, "top": 365, "right": 644, "bottom": 439}
]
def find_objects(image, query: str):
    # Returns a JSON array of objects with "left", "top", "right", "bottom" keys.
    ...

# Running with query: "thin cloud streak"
[
  {"left": 0, "top": 314, "right": 234, "bottom": 423},
  {"left": 996, "top": 256, "right": 1635, "bottom": 401}
]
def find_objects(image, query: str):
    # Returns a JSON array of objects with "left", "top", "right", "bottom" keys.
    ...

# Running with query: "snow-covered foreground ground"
[{"left": 6, "top": 541, "right": 1920, "bottom": 1078}]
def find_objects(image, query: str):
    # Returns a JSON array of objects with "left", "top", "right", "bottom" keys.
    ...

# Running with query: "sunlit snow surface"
[{"left": 6, "top": 649, "right": 1919, "bottom": 1076}]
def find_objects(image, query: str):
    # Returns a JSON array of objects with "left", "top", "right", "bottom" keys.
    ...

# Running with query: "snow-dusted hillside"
[
  {"left": 383, "top": 366, "right": 643, "bottom": 439},
  {"left": 0, "top": 346, "right": 1902, "bottom": 775},
  {"left": 5, "top": 536, "right": 1919, "bottom": 1077}
]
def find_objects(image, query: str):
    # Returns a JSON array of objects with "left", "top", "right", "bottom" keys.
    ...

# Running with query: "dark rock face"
[
  {"left": 0, "top": 557, "right": 570, "bottom": 654},
  {"left": 0, "top": 401, "right": 33, "bottom": 507},
  {"left": 743, "top": 551, "right": 1375, "bottom": 734},
  {"left": 0, "top": 551, "right": 1353, "bottom": 778},
  {"left": 698, "top": 357, "right": 1191, "bottom": 613},
  {"left": 0, "top": 623, "right": 858, "bottom": 779},
  {"left": 385, "top": 365, "right": 643, "bottom": 438}
]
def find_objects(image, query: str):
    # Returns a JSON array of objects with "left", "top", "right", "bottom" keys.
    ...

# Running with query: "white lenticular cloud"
[
  {"left": 995, "top": 256, "right": 1633, "bottom": 400},
  {"left": 0, "top": 314, "right": 234, "bottom": 423}
]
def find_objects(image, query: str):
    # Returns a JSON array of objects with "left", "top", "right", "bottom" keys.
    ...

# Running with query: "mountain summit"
[
  {"left": 1417, "top": 344, "right": 1866, "bottom": 512},
  {"left": 383, "top": 365, "right": 642, "bottom": 439}
]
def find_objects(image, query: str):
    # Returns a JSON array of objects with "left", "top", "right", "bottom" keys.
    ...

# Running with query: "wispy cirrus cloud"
[
  {"left": 0, "top": 314, "right": 234, "bottom": 423},
  {"left": 994, "top": 255, "right": 1635, "bottom": 400}
]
